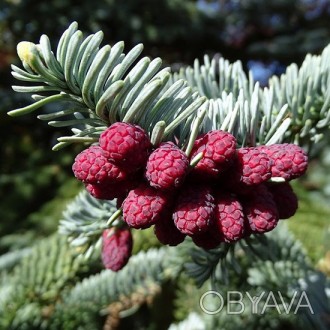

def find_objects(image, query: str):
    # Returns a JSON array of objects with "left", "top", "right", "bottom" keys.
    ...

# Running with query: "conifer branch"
[
  {"left": 8, "top": 22, "right": 206, "bottom": 150},
  {"left": 173, "top": 48, "right": 330, "bottom": 150},
  {"left": 50, "top": 248, "right": 177, "bottom": 329},
  {"left": 58, "top": 190, "right": 119, "bottom": 257}
]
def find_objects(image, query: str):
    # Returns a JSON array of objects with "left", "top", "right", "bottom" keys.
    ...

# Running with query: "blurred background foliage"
[{"left": 0, "top": 0, "right": 330, "bottom": 328}]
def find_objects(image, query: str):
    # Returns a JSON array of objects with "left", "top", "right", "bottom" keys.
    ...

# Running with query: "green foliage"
[
  {"left": 172, "top": 224, "right": 330, "bottom": 330},
  {"left": 1, "top": 214, "right": 329, "bottom": 329},
  {"left": 0, "top": 236, "right": 178, "bottom": 329},
  {"left": 172, "top": 274, "right": 208, "bottom": 322},
  {"left": 58, "top": 189, "right": 119, "bottom": 259},
  {"left": 8, "top": 21, "right": 330, "bottom": 155},
  {"left": 59, "top": 187, "right": 161, "bottom": 256},
  {"left": 183, "top": 222, "right": 310, "bottom": 288},
  {"left": 269, "top": 47, "right": 330, "bottom": 148},
  {"left": 9, "top": 22, "right": 205, "bottom": 150},
  {"left": 0, "top": 234, "right": 87, "bottom": 329},
  {"left": 132, "top": 227, "right": 162, "bottom": 253},
  {"left": 50, "top": 248, "right": 176, "bottom": 329},
  {"left": 0, "top": 248, "right": 31, "bottom": 274},
  {"left": 173, "top": 45, "right": 330, "bottom": 149}
]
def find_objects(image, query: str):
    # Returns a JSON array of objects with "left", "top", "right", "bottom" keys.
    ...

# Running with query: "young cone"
[
  {"left": 85, "top": 174, "right": 140, "bottom": 200},
  {"left": 190, "top": 130, "right": 237, "bottom": 179},
  {"left": 101, "top": 227, "right": 133, "bottom": 272},
  {"left": 173, "top": 184, "right": 215, "bottom": 235},
  {"left": 99, "top": 122, "right": 151, "bottom": 172},
  {"left": 230, "top": 147, "right": 273, "bottom": 186},
  {"left": 267, "top": 182, "right": 298, "bottom": 219},
  {"left": 146, "top": 142, "right": 189, "bottom": 190},
  {"left": 72, "top": 145, "right": 127, "bottom": 184},
  {"left": 191, "top": 226, "right": 223, "bottom": 250},
  {"left": 122, "top": 183, "right": 170, "bottom": 229},
  {"left": 257, "top": 143, "right": 308, "bottom": 180},
  {"left": 242, "top": 185, "right": 279, "bottom": 234},
  {"left": 214, "top": 192, "right": 245, "bottom": 242},
  {"left": 154, "top": 212, "right": 186, "bottom": 246}
]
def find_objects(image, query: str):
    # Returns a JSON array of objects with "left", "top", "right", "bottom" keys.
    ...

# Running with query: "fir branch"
[
  {"left": 58, "top": 190, "right": 120, "bottom": 258},
  {"left": 9, "top": 22, "right": 330, "bottom": 151},
  {"left": 50, "top": 248, "right": 177, "bottom": 329},
  {"left": 182, "top": 223, "right": 311, "bottom": 290},
  {"left": 172, "top": 56, "right": 289, "bottom": 147},
  {"left": 0, "top": 234, "right": 86, "bottom": 329},
  {"left": 172, "top": 55, "right": 251, "bottom": 100},
  {"left": 0, "top": 248, "right": 32, "bottom": 274},
  {"left": 269, "top": 44, "right": 330, "bottom": 149},
  {"left": 182, "top": 224, "right": 329, "bottom": 330},
  {"left": 173, "top": 47, "right": 330, "bottom": 150},
  {"left": 8, "top": 22, "right": 206, "bottom": 150},
  {"left": 184, "top": 241, "right": 232, "bottom": 288}
]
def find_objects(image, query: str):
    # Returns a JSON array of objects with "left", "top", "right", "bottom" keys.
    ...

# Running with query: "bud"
[{"left": 17, "top": 41, "right": 39, "bottom": 71}]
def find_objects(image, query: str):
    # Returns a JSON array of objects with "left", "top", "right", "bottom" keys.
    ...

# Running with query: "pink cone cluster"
[
  {"left": 72, "top": 123, "right": 308, "bottom": 270},
  {"left": 72, "top": 122, "right": 151, "bottom": 201}
]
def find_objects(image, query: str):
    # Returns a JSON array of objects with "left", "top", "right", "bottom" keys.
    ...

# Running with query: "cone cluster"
[{"left": 72, "top": 122, "right": 308, "bottom": 270}]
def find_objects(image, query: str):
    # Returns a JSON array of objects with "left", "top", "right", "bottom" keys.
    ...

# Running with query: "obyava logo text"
[{"left": 199, "top": 290, "right": 314, "bottom": 315}]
